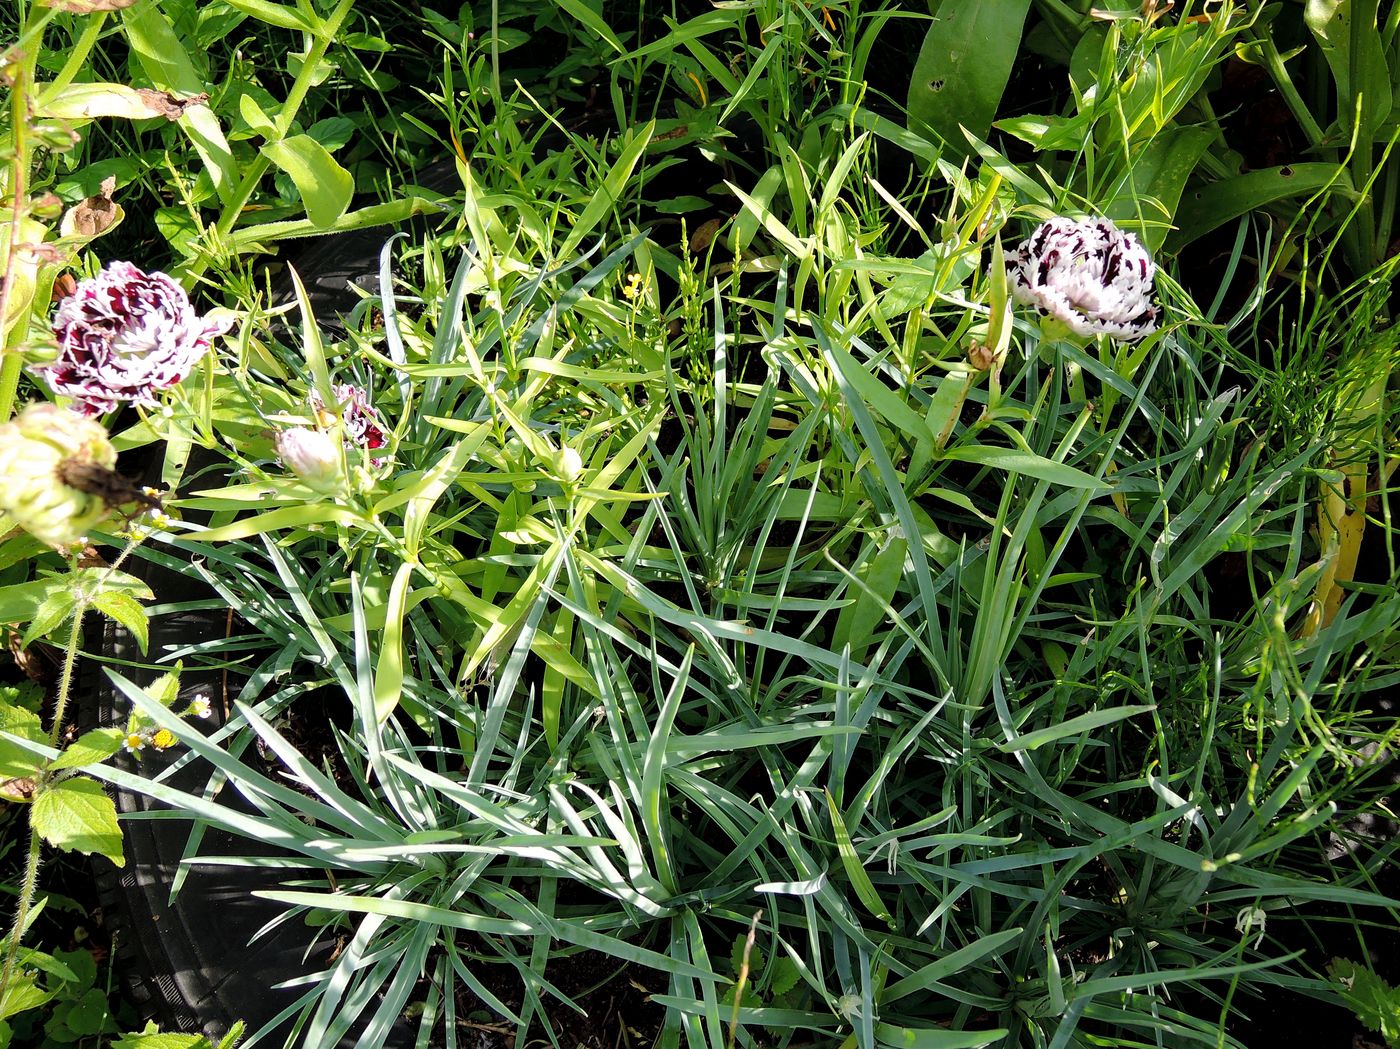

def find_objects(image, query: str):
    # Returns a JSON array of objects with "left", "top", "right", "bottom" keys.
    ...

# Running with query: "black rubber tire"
[{"left": 82, "top": 163, "right": 457, "bottom": 1047}]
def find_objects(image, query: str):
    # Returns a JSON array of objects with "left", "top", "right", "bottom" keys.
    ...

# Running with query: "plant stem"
[
  {"left": 47, "top": 12, "right": 109, "bottom": 95},
  {"left": 185, "top": 0, "right": 357, "bottom": 283},
  {"left": 0, "top": 535, "right": 141, "bottom": 1005},
  {"left": 1244, "top": 16, "right": 1325, "bottom": 149},
  {"left": 0, "top": 29, "right": 35, "bottom": 424},
  {"left": 0, "top": 827, "right": 44, "bottom": 1007}
]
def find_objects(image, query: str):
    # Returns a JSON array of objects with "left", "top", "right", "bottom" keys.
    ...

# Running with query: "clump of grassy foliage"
[{"left": 2, "top": 1, "right": 1399, "bottom": 1048}]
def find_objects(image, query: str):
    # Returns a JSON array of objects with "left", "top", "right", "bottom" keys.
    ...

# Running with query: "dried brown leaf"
[
  {"left": 63, "top": 175, "right": 119, "bottom": 238},
  {"left": 134, "top": 88, "right": 209, "bottom": 121}
]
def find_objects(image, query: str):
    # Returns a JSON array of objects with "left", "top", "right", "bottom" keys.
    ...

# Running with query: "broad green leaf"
[
  {"left": 907, "top": 0, "right": 1032, "bottom": 155},
  {"left": 31, "top": 777, "right": 125, "bottom": 866},
  {"left": 0, "top": 974, "right": 52, "bottom": 1021},
  {"left": 237, "top": 92, "right": 278, "bottom": 137},
  {"left": 1102, "top": 127, "right": 1215, "bottom": 251},
  {"left": 20, "top": 589, "right": 78, "bottom": 649},
  {"left": 62, "top": 988, "right": 112, "bottom": 1037},
  {"left": 216, "top": 1021, "right": 247, "bottom": 1049},
  {"left": 34, "top": 82, "right": 192, "bottom": 121},
  {"left": 221, "top": 0, "right": 315, "bottom": 32},
  {"left": 0, "top": 216, "right": 46, "bottom": 339},
  {"left": 260, "top": 135, "right": 354, "bottom": 228},
  {"left": 1168, "top": 163, "right": 1354, "bottom": 249},
  {"left": 50, "top": 729, "right": 126, "bottom": 772},
  {"left": 92, "top": 590, "right": 149, "bottom": 655},
  {"left": 997, "top": 705, "right": 1156, "bottom": 752},
  {"left": 1306, "top": 0, "right": 1392, "bottom": 136},
  {"left": 875, "top": 1025, "right": 1011, "bottom": 1048},
  {"left": 832, "top": 534, "right": 907, "bottom": 662},
  {"left": 0, "top": 702, "right": 46, "bottom": 779},
  {"left": 121, "top": 0, "right": 237, "bottom": 205}
]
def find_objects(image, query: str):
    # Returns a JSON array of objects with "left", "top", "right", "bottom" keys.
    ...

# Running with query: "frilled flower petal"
[
  {"left": 1006, "top": 217, "right": 1159, "bottom": 341},
  {"left": 36, "top": 260, "right": 231, "bottom": 416},
  {"left": 310, "top": 383, "right": 388, "bottom": 465}
]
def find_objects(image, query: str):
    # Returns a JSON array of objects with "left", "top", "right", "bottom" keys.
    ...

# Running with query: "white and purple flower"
[
  {"left": 310, "top": 383, "right": 388, "bottom": 464},
  {"left": 1006, "top": 217, "right": 1159, "bottom": 342},
  {"left": 36, "top": 261, "right": 231, "bottom": 416}
]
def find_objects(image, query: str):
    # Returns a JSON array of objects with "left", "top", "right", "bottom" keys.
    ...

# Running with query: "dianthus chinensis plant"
[{"left": 1, "top": 0, "right": 1399, "bottom": 1047}]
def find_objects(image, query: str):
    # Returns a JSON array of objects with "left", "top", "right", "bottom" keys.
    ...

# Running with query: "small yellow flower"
[
  {"left": 123, "top": 732, "right": 146, "bottom": 753},
  {"left": 622, "top": 272, "right": 644, "bottom": 301},
  {"left": 151, "top": 728, "right": 178, "bottom": 750}
]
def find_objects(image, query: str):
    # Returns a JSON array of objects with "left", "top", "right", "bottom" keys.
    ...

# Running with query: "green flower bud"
[
  {"left": 0, "top": 403, "right": 116, "bottom": 546},
  {"left": 276, "top": 427, "right": 345, "bottom": 495}
]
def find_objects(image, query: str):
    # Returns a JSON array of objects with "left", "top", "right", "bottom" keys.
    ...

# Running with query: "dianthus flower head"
[
  {"left": 310, "top": 384, "right": 387, "bottom": 459},
  {"left": 36, "top": 260, "right": 231, "bottom": 416},
  {"left": 1005, "top": 217, "right": 1159, "bottom": 342}
]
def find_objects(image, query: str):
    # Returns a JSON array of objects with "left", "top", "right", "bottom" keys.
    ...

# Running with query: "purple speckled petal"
[
  {"left": 35, "top": 261, "right": 231, "bottom": 416},
  {"left": 1004, "top": 217, "right": 1159, "bottom": 341}
]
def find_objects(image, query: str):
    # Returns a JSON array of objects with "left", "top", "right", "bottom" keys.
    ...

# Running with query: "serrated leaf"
[
  {"left": 21, "top": 589, "right": 78, "bottom": 648},
  {"left": 49, "top": 729, "right": 125, "bottom": 772},
  {"left": 110, "top": 1033, "right": 209, "bottom": 1049},
  {"left": 0, "top": 973, "right": 53, "bottom": 1021},
  {"left": 260, "top": 135, "right": 353, "bottom": 228},
  {"left": 31, "top": 777, "right": 125, "bottom": 867},
  {"left": 145, "top": 667, "right": 182, "bottom": 708},
  {"left": 92, "top": 590, "right": 149, "bottom": 655},
  {"left": 215, "top": 1021, "right": 246, "bottom": 1049},
  {"left": 0, "top": 701, "right": 47, "bottom": 779},
  {"left": 769, "top": 957, "right": 800, "bottom": 996}
]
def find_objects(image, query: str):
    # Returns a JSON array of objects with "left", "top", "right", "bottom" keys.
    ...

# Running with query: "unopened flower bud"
[
  {"left": 276, "top": 428, "right": 344, "bottom": 495},
  {"left": 555, "top": 445, "right": 583, "bottom": 484},
  {"left": 0, "top": 403, "right": 116, "bottom": 546}
]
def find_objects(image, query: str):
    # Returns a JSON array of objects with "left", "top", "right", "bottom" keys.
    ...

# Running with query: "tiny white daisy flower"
[
  {"left": 123, "top": 731, "right": 147, "bottom": 753},
  {"left": 185, "top": 694, "right": 212, "bottom": 719}
]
